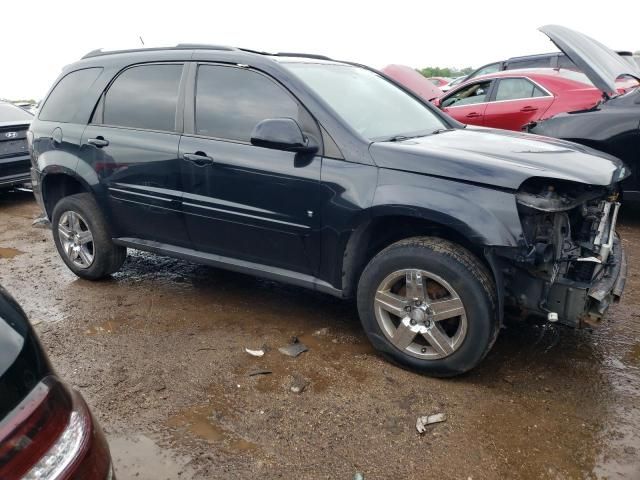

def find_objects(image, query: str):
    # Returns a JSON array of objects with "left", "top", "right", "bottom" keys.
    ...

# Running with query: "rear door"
[
  {"left": 483, "top": 77, "right": 554, "bottom": 130},
  {"left": 440, "top": 80, "right": 494, "bottom": 126},
  {"left": 81, "top": 63, "right": 190, "bottom": 246},
  {"left": 179, "top": 63, "right": 325, "bottom": 275}
]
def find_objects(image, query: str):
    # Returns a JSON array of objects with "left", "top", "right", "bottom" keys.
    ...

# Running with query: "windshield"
[
  {"left": 0, "top": 103, "right": 32, "bottom": 122},
  {"left": 283, "top": 63, "right": 446, "bottom": 141}
]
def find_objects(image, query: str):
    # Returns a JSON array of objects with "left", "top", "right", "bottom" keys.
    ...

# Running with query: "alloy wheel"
[
  {"left": 374, "top": 269, "right": 467, "bottom": 359},
  {"left": 58, "top": 211, "right": 95, "bottom": 269}
]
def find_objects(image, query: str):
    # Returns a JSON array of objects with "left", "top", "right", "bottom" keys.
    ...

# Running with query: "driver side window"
[
  {"left": 442, "top": 80, "right": 492, "bottom": 108},
  {"left": 195, "top": 65, "right": 320, "bottom": 145}
]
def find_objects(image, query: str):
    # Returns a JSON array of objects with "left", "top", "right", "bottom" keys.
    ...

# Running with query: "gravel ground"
[{"left": 1, "top": 189, "right": 639, "bottom": 479}]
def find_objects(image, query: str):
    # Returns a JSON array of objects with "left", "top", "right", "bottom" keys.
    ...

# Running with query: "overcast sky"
[{"left": 2, "top": 0, "right": 638, "bottom": 100}]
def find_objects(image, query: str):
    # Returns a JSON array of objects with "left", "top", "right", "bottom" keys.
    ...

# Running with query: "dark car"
[
  {"left": 0, "top": 286, "right": 113, "bottom": 479},
  {"left": 464, "top": 50, "right": 638, "bottom": 84},
  {"left": 28, "top": 45, "right": 626, "bottom": 376},
  {"left": 0, "top": 101, "right": 32, "bottom": 189},
  {"left": 528, "top": 25, "right": 640, "bottom": 201}
]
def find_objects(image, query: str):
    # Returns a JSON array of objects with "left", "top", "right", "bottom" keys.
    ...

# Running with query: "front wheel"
[
  {"left": 51, "top": 193, "right": 127, "bottom": 280},
  {"left": 357, "top": 237, "right": 498, "bottom": 377}
]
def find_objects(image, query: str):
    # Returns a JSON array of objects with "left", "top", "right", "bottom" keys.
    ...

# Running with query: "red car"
[
  {"left": 433, "top": 68, "right": 609, "bottom": 131},
  {"left": 381, "top": 65, "right": 443, "bottom": 101},
  {"left": 426, "top": 76, "right": 452, "bottom": 88}
]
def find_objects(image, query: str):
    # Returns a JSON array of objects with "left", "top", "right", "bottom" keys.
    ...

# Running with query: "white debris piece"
[
  {"left": 416, "top": 413, "right": 447, "bottom": 433},
  {"left": 244, "top": 347, "right": 265, "bottom": 357}
]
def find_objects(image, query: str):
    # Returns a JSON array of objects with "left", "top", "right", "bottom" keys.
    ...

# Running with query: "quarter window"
[
  {"left": 195, "top": 65, "right": 315, "bottom": 143},
  {"left": 494, "top": 78, "right": 548, "bottom": 101},
  {"left": 442, "top": 81, "right": 492, "bottom": 108},
  {"left": 39, "top": 68, "right": 103, "bottom": 122},
  {"left": 101, "top": 64, "right": 183, "bottom": 132}
]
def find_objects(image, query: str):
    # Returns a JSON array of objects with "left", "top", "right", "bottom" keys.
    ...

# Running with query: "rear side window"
[
  {"left": 195, "top": 65, "right": 311, "bottom": 142},
  {"left": 494, "top": 78, "right": 548, "bottom": 101},
  {"left": 101, "top": 64, "right": 183, "bottom": 132},
  {"left": 39, "top": 68, "right": 103, "bottom": 122}
]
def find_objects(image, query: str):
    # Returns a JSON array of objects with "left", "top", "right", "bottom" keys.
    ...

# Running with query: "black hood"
[
  {"left": 0, "top": 286, "right": 53, "bottom": 420},
  {"left": 369, "top": 128, "right": 628, "bottom": 190},
  {"left": 539, "top": 25, "right": 640, "bottom": 97}
]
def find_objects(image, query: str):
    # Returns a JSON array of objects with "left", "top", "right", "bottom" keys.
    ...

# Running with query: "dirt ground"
[{"left": 1, "top": 189, "right": 639, "bottom": 480}]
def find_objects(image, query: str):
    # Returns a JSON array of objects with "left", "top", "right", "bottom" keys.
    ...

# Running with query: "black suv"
[{"left": 29, "top": 45, "right": 627, "bottom": 376}]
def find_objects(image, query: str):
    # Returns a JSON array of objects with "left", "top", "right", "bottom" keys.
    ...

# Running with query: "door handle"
[
  {"left": 465, "top": 112, "right": 482, "bottom": 118},
  {"left": 183, "top": 152, "right": 214, "bottom": 166},
  {"left": 520, "top": 106, "right": 538, "bottom": 112},
  {"left": 87, "top": 137, "right": 109, "bottom": 147}
]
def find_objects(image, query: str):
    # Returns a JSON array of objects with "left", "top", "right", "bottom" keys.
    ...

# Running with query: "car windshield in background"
[
  {"left": 0, "top": 103, "right": 33, "bottom": 122},
  {"left": 283, "top": 63, "right": 445, "bottom": 141}
]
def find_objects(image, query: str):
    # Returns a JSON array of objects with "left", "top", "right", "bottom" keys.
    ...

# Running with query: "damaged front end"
[{"left": 496, "top": 178, "right": 626, "bottom": 327}]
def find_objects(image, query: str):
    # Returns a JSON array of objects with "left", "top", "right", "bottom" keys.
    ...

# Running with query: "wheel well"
[
  {"left": 42, "top": 174, "right": 88, "bottom": 218},
  {"left": 341, "top": 215, "right": 487, "bottom": 297}
]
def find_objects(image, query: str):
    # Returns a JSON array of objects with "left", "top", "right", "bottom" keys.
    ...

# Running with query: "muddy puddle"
[
  {"left": 108, "top": 434, "right": 197, "bottom": 480},
  {"left": 0, "top": 246, "right": 24, "bottom": 259}
]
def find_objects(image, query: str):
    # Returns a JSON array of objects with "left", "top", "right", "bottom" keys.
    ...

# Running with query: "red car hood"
[{"left": 381, "top": 65, "right": 443, "bottom": 102}]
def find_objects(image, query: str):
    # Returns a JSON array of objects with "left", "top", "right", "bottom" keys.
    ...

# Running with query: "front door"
[
  {"left": 180, "top": 64, "right": 326, "bottom": 275},
  {"left": 440, "top": 80, "right": 493, "bottom": 126},
  {"left": 81, "top": 63, "right": 190, "bottom": 246}
]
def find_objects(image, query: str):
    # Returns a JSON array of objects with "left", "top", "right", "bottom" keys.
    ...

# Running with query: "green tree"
[{"left": 418, "top": 67, "right": 473, "bottom": 79}]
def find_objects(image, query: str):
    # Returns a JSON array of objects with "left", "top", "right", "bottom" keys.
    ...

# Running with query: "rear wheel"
[
  {"left": 52, "top": 193, "right": 126, "bottom": 280},
  {"left": 357, "top": 237, "right": 498, "bottom": 377}
]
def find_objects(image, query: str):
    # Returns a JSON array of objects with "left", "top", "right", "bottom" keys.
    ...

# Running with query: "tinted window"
[
  {"left": 494, "top": 78, "right": 548, "bottom": 101},
  {"left": 442, "top": 81, "right": 492, "bottom": 108},
  {"left": 39, "top": 68, "right": 102, "bottom": 122},
  {"left": 196, "top": 66, "right": 309, "bottom": 142},
  {"left": 0, "top": 103, "right": 32, "bottom": 122},
  {"left": 506, "top": 58, "right": 553, "bottom": 70},
  {"left": 557, "top": 55, "right": 578, "bottom": 70},
  {"left": 102, "top": 64, "right": 182, "bottom": 132},
  {"left": 471, "top": 63, "right": 502, "bottom": 79}
]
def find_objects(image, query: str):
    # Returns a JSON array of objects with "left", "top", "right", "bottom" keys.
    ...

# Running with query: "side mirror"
[{"left": 250, "top": 118, "right": 318, "bottom": 154}]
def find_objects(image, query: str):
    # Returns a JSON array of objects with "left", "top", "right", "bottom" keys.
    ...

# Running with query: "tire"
[
  {"left": 357, "top": 236, "right": 498, "bottom": 377},
  {"left": 51, "top": 193, "right": 127, "bottom": 280}
]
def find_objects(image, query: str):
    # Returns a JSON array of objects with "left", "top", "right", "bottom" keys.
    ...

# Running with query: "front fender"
[{"left": 373, "top": 169, "right": 524, "bottom": 247}]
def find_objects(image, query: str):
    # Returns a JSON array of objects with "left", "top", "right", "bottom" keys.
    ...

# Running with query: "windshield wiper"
[{"left": 430, "top": 128, "right": 454, "bottom": 135}]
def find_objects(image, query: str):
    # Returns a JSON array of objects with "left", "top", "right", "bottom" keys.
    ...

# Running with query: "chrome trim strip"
[
  {"left": 109, "top": 187, "right": 173, "bottom": 202},
  {"left": 182, "top": 201, "right": 309, "bottom": 229}
]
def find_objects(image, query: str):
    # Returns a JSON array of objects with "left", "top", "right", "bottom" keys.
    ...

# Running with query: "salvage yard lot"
[{"left": 1, "top": 189, "right": 639, "bottom": 479}]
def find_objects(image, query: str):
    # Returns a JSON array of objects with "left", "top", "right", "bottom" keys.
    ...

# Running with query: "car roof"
[
  {"left": 466, "top": 67, "right": 587, "bottom": 82},
  {"left": 79, "top": 44, "right": 347, "bottom": 66}
]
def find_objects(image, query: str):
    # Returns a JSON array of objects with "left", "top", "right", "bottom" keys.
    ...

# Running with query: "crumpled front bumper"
[
  {"left": 502, "top": 234, "right": 627, "bottom": 328},
  {"left": 580, "top": 235, "right": 626, "bottom": 325}
]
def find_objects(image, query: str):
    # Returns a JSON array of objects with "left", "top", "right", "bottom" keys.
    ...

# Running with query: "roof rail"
[
  {"left": 238, "top": 48, "right": 333, "bottom": 61},
  {"left": 174, "top": 43, "right": 236, "bottom": 50},
  {"left": 275, "top": 52, "right": 333, "bottom": 61},
  {"left": 81, "top": 44, "right": 235, "bottom": 59}
]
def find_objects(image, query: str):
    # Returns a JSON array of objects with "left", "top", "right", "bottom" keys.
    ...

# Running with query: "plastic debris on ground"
[
  {"left": 278, "top": 337, "right": 308, "bottom": 358},
  {"left": 244, "top": 347, "right": 265, "bottom": 357},
  {"left": 416, "top": 413, "right": 447, "bottom": 434}
]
